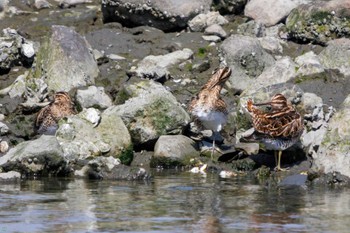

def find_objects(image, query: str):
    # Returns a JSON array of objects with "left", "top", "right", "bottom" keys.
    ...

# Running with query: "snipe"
[
  {"left": 188, "top": 66, "right": 232, "bottom": 158},
  {"left": 35, "top": 91, "right": 76, "bottom": 135},
  {"left": 243, "top": 93, "right": 304, "bottom": 170}
]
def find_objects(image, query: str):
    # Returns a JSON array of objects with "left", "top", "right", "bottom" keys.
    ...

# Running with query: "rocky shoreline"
[{"left": 0, "top": 0, "right": 350, "bottom": 187}]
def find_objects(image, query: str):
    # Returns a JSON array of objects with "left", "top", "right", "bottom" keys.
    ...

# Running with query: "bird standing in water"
[
  {"left": 35, "top": 91, "right": 76, "bottom": 135},
  {"left": 245, "top": 94, "right": 304, "bottom": 171},
  {"left": 188, "top": 67, "right": 232, "bottom": 159}
]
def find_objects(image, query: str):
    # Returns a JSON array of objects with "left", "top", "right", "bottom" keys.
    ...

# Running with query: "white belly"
[{"left": 195, "top": 109, "right": 227, "bottom": 132}]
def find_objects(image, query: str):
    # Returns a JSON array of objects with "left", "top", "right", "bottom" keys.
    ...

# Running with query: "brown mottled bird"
[
  {"left": 188, "top": 67, "right": 232, "bottom": 158},
  {"left": 244, "top": 93, "right": 304, "bottom": 170},
  {"left": 35, "top": 91, "right": 76, "bottom": 135}
]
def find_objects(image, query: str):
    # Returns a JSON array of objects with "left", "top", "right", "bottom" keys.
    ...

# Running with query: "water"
[{"left": 0, "top": 171, "right": 349, "bottom": 233}]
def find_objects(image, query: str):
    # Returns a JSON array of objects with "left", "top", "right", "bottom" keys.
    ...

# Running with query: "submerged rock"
[
  {"left": 0, "top": 171, "right": 21, "bottom": 181},
  {"left": 102, "top": 0, "right": 212, "bottom": 31}
]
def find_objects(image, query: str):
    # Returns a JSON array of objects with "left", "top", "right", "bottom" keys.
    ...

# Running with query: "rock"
[
  {"left": 0, "top": 121, "right": 9, "bottom": 135},
  {"left": 78, "top": 108, "right": 101, "bottom": 127},
  {"left": 202, "top": 35, "right": 221, "bottom": 42},
  {"left": 244, "top": 0, "right": 310, "bottom": 27},
  {"left": 188, "top": 11, "right": 228, "bottom": 32},
  {"left": 153, "top": 135, "right": 199, "bottom": 166},
  {"left": 0, "top": 28, "right": 35, "bottom": 71},
  {"left": 59, "top": 0, "right": 92, "bottom": 8},
  {"left": 74, "top": 155, "right": 151, "bottom": 180},
  {"left": 295, "top": 51, "right": 325, "bottom": 77},
  {"left": 204, "top": 24, "right": 227, "bottom": 39},
  {"left": 0, "top": 171, "right": 21, "bottom": 181},
  {"left": 89, "top": 163, "right": 151, "bottom": 180},
  {"left": 212, "top": 0, "right": 247, "bottom": 14},
  {"left": 56, "top": 113, "right": 131, "bottom": 161},
  {"left": 220, "top": 34, "right": 275, "bottom": 93},
  {"left": 0, "top": 135, "right": 66, "bottom": 176},
  {"left": 258, "top": 36, "right": 283, "bottom": 54},
  {"left": 312, "top": 94, "right": 350, "bottom": 177},
  {"left": 247, "top": 56, "right": 297, "bottom": 94},
  {"left": 0, "top": 140, "right": 9, "bottom": 153},
  {"left": 300, "top": 92, "right": 323, "bottom": 113},
  {"left": 34, "top": 0, "right": 51, "bottom": 9},
  {"left": 191, "top": 59, "right": 210, "bottom": 73},
  {"left": 318, "top": 38, "right": 350, "bottom": 77},
  {"left": 76, "top": 86, "right": 113, "bottom": 110},
  {"left": 286, "top": 0, "right": 350, "bottom": 45},
  {"left": 235, "top": 142, "right": 259, "bottom": 155},
  {"left": 106, "top": 79, "right": 190, "bottom": 146},
  {"left": 237, "top": 20, "right": 266, "bottom": 37},
  {"left": 30, "top": 25, "right": 98, "bottom": 92},
  {"left": 129, "top": 48, "right": 193, "bottom": 82},
  {"left": 102, "top": 0, "right": 212, "bottom": 32},
  {"left": 279, "top": 174, "right": 308, "bottom": 187},
  {"left": 0, "top": 0, "right": 8, "bottom": 19}
]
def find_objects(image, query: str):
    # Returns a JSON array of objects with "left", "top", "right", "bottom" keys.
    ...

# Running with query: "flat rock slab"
[{"left": 102, "top": 0, "right": 212, "bottom": 31}]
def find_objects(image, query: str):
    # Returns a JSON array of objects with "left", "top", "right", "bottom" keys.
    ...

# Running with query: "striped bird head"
[
  {"left": 53, "top": 91, "right": 73, "bottom": 106},
  {"left": 254, "top": 93, "right": 289, "bottom": 111},
  {"left": 204, "top": 66, "right": 232, "bottom": 90}
]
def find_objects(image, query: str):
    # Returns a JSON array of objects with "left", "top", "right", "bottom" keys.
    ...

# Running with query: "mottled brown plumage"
[
  {"left": 245, "top": 94, "right": 304, "bottom": 170},
  {"left": 247, "top": 94, "right": 303, "bottom": 138},
  {"left": 188, "top": 67, "right": 232, "bottom": 158},
  {"left": 35, "top": 91, "right": 76, "bottom": 135}
]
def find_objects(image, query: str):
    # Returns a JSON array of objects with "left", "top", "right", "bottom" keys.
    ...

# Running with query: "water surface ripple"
[{"left": 0, "top": 171, "right": 349, "bottom": 233}]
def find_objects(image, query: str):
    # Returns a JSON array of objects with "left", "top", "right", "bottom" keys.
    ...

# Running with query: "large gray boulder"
[
  {"left": 102, "top": 0, "right": 212, "bottom": 31},
  {"left": 246, "top": 56, "right": 298, "bottom": 94},
  {"left": 220, "top": 34, "right": 275, "bottom": 93},
  {"left": 313, "top": 94, "right": 350, "bottom": 177},
  {"left": 286, "top": 0, "right": 350, "bottom": 45},
  {"left": 153, "top": 135, "right": 199, "bottom": 166},
  {"left": 31, "top": 25, "right": 99, "bottom": 92},
  {"left": 56, "top": 111, "right": 131, "bottom": 160},
  {"left": 105, "top": 79, "right": 190, "bottom": 145},
  {"left": 0, "top": 135, "right": 66, "bottom": 175},
  {"left": 318, "top": 38, "right": 350, "bottom": 77},
  {"left": 244, "top": 0, "right": 310, "bottom": 27}
]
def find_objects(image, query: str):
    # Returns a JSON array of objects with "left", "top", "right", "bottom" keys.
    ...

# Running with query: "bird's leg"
[
  {"left": 274, "top": 150, "right": 278, "bottom": 168},
  {"left": 275, "top": 150, "right": 288, "bottom": 171},
  {"left": 211, "top": 138, "right": 215, "bottom": 160}
]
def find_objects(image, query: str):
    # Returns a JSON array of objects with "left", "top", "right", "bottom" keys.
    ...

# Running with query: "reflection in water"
[{"left": 0, "top": 172, "right": 349, "bottom": 232}]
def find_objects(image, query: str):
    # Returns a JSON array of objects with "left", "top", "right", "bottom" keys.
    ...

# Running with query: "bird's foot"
[
  {"left": 200, "top": 146, "right": 223, "bottom": 160},
  {"left": 274, "top": 166, "right": 289, "bottom": 172}
]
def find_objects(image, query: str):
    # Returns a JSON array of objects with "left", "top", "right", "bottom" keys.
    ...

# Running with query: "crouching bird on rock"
[
  {"left": 243, "top": 93, "right": 304, "bottom": 171},
  {"left": 188, "top": 66, "right": 232, "bottom": 159},
  {"left": 35, "top": 91, "right": 76, "bottom": 135}
]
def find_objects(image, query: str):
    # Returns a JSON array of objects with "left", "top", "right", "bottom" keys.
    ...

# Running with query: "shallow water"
[{"left": 0, "top": 171, "right": 349, "bottom": 233}]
